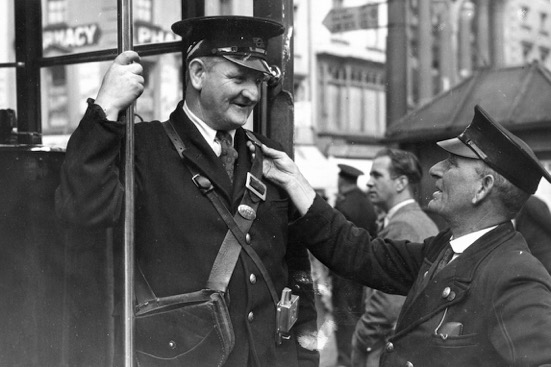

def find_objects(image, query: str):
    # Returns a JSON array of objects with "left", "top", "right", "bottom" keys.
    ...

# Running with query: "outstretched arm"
[{"left": 261, "top": 144, "right": 316, "bottom": 215}]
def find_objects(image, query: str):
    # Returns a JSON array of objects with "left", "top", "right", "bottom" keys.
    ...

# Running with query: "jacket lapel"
[{"left": 167, "top": 104, "right": 233, "bottom": 203}]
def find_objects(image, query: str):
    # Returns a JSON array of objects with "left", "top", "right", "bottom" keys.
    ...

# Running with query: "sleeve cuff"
[{"left": 86, "top": 98, "right": 125, "bottom": 126}]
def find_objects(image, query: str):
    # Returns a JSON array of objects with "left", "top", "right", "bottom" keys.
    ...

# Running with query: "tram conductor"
[
  {"left": 259, "top": 105, "right": 551, "bottom": 366},
  {"left": 56, "top": 16, "right": 319, "bottom": 367}
]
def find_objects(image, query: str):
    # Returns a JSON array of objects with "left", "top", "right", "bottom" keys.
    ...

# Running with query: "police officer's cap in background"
[
  {"left": 437, "top": 105, "right": 551, "bottom": 194},
  {"left": 338, "top": 164, "right": 364, "bottom": 180},
  {"left": 171, "top": 16, "right": 284, "bottom": 75}
]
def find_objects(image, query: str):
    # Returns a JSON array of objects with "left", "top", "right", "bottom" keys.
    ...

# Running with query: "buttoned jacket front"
[
  {"left": 292, "top": 196, "right": 551, "bottom": 367},
  {"left": 56, "top": 101, "right": 318, "bottom": 367}
]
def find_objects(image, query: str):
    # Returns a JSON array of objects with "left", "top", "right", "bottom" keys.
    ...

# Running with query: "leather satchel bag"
[
  {"left": 134, "top": 282, "right": 234, "bottom": 366},
  {"left": 133, "top": 120, "right": 279, "bottom": 366}
]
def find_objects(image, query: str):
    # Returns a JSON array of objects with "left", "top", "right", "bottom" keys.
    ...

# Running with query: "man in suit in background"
[
  {"left": 351, "top": 148, "right": 438, "bottom": 367},
  {"left": 331, "top": 164, "right": 377, "bottom": 367}
]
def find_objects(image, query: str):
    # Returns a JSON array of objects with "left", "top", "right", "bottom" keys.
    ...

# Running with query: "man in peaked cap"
[
  {"left": 331, "top": 164, "right": 377, "bottom": 367},
  {"left": 258, "top": 104, "right": 551, "bottom": 366},
  {"left": 56, "top": 16, "right": 319, "bottom": 367}
]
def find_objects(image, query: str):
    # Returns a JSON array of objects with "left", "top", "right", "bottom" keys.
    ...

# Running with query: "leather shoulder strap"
[{"left": 160, "top": 120, "right": 279, "bottom": 306}]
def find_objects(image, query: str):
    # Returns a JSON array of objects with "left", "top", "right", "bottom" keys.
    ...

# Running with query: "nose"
[
  {"left": 366, "top": 177, "right": 374, "bottom": 189},
  {"left": 241, "top": 78, "right": 260, "bottom": 103},
  {"left": 429, "top": 160, "right": 444, "bottom": 179}
]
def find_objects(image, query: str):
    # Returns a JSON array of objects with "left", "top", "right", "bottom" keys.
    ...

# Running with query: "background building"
[{"left": 293, "top": 0, "right": 551, "bottom": 206}]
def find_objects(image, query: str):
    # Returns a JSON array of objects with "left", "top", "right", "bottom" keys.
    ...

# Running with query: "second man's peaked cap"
[
  {"left": 171, "top": 16, "right": 284, "bottom": 74},
  {"left": 338, "top": 164, "right": 364, "bottom": 179},
  {"left": 436, "top": 105, "right": 551, "bottom": 194}
]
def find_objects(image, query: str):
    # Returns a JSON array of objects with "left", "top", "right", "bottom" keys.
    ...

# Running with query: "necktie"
[
  {"left": 433, "top": 243, "right": 454, "bottom": 277},
  {"left": 377, "top": 216, "right": 386, "bottom": 233},
  {"left": 216, "top": 130, "right": 238, "bottom": 182}
]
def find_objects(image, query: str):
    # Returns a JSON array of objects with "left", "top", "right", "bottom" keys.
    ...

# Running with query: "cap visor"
[
  {"left": 222, "top": 55, "right": 270, "bottom": 74},
  {"left": 437, "top": 137, "right": 480, "bottom": 159}
]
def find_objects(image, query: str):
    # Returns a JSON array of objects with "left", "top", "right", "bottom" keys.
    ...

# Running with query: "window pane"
[
  {"left": 41, "top": 53, "right": 183, "bottom": 148},
  {"left": 134, "top": 0, "right": 182, "bottom": 46},
  {"left": 0, "top": 1, "right": 15, "bottom": 63},
  {"left": 42, "top": 0, "right": 118, "bottom": 56},
  {"left": 0, "top": 1, "right": 16, "bottom": 114},
  {"left": 42, "top": 0, "right": 183, "bottom": 57}
]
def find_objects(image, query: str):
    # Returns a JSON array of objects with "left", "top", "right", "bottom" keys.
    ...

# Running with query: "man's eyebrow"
[
  {"left": 370, "top": 169, "right": 383, "bottom": 177},
  {"left": 448, "top": 154, "right": 458, "bottom": 166}
]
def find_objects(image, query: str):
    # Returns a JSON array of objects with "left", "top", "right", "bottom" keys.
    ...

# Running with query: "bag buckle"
[
  {"left": 246, "top": 172, "right": 267, "bottom": 201},
  {"left": 192, "top": 174, "right": 213, "bottom": 194}
]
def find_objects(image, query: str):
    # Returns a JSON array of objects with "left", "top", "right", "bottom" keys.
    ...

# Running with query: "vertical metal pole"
[
  {"left": 386, "top": 0, "right": 408, "bottom": 127},
  {"left": 118, "top": 0, "right": 135, "bottom": 366},
  {"left": 417, "top": 0, "right": 432, "bottom": 105},
  {"left": 253, "top": 0, "right": 295, "bottom": 157},
  {"left": 14, "top": 0, "right": 42, "bottom": 144}
]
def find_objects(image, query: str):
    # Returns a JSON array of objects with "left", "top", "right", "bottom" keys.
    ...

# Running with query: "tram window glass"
[
  {"left": 0, "top": 1, "right": 16, "bottom": 113},
  {"left": 40, "top": 60, "right": 111, "bottom": 146},
  {"left": 0, "top": 69, "right": 16, "bottom": 116},
  {"left": 41, "top": 0, "right": 182, "bottom": 55},
  {"left": 0, "top": 1, "right": 15, "bottom": 63},
  {"left": 42, "top": 0, "right": 118, "bottom": 55},
  {"left": 134, "top": 0, "right": 182, "bottom": 46},
  {"left": 40, "top": 53, "right": 183, "bottom": 148}
]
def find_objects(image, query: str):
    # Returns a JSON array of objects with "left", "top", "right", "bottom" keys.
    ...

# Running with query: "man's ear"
[
  {"left": 472, "top": 174, "right": 495, "bottom": 204},
  {"left": 188, "top": 58, "right": 207, "bottom": 90},
  {"left": 395, "top": 175, "right": 408, "bottom": 193}
]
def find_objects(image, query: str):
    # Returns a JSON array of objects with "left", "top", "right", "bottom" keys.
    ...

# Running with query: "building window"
[
  {"left": 522, "top": 41, "right": 533, "bottom": 62},
  {"left": 135, "top": 0, "right": 152, "bottom": 22},
  {"left": 318, "top": 57, "right": 385, "bottom": 136},
  {"left": 540, "top": 47, "right": 550, "bottom": 63},
  {"left": 46, "top": 0, "right": 67, "bottom": 25},
  {"left": 520, "top": 6, "right": 529, "bottom": 21},
  {"left": 540, "top": 12, "right": 549, "bottom": 35}
]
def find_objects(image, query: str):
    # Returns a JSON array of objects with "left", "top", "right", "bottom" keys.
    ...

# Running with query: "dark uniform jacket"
[
  {"left": 332, "top": 186, "right": 377, "bottom": 365},
  {"left": 335, "top": 186, "right": 377, "bottom": 236},
  {"left": 515, "top": 195, "right": 551, "bottom": 274},
  {"left": 55, "top": 100, "right": 319, "bottom": 367},
  {"left": 291, "top": 195, "right": 551, "bottom": 366}
]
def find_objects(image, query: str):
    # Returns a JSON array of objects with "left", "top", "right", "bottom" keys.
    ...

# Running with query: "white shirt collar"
[
  {"left": 384, "top": 199, "right": 415, "bottom": 227},
  {"left": 183, "top": 102, "right": 236, "bottom": 156},
  {"left": 449, "top": 225, "right": 498, "bottom": 255}
]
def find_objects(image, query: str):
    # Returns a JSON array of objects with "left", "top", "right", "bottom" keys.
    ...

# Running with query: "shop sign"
[
  {"left": 136, "top": 22, "right": 178, "bottom": 44},
  {"left": 43, "top": 23, "right": 101, "bottom": 51}
]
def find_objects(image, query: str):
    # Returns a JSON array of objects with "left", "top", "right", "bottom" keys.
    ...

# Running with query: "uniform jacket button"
[
  {"left": 385, "top": 342, "right": 394, "bottom": 352},
  {"left": 406, "top": 361, "right": 414, "bottom": 367},
  {"left": 245, "top": 233, "right": 252, "bottom": 244},
  {"left": 248, "top": 311, "right": 254, "bottom": 322},
  {"left": 442, "top": 287, "right": 451, "bottom": 298},
  {"left": 249, "top": 273, "right": 257, "bottom": 284}
]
